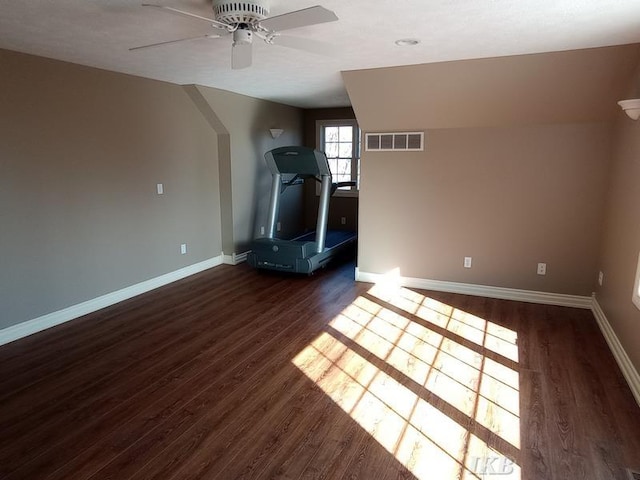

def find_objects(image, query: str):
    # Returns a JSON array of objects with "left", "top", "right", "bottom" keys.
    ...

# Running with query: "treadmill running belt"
[{"left": 293, "top": 230, "right": 356, "bottom": 248}]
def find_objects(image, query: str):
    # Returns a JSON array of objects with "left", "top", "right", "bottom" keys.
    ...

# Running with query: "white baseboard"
[
  {"left": 223, "top": 251, "right": 249, "bottom": 265},
  {"left": 591, "top": 297, "right": 640, "bottom": 407},
  {"left": 0, "top": 256, "right": 224, "bottom": 347},
  {"left": 354, "top": 268, "right": 592, "bottom": 309}
]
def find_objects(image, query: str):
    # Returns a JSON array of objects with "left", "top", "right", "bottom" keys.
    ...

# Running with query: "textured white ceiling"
[{"left": 1, "top": 0, "right": 640, "bottom": 108}]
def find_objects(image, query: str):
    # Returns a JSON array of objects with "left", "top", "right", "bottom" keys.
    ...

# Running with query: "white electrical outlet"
[
  {"left": 180, "top": 243, "right": 187, "bottom": 255},
  {"left": 260, "top": 226, "right": 265, "bottom": 235},
  {"left": 277, "top": 221, "right": 281, "bottom": 232},
  {"left": 341, "top": 217, "right": 346, "bottom": 225},
  {"left": 598, "top": 271, "right": 604, "bottom": 286},
  {"left": 537, "top": 263, "right": 547, "bottom": 275},
  {"left": 464, "top": 257, "right": 472, "bottom": 268},
  {"left": 156, "top": 183, "right": 164, "bottom": 195}
]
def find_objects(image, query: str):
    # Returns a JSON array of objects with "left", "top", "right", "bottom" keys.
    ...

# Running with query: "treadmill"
[{"left": 247, "top": 146, "right": 357, "bottom": 274}]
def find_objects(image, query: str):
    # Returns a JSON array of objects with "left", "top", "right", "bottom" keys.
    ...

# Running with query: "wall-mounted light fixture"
[
  {"left": 617, "top": 99, "right": 640, "bottom": 120},
  {"left": 269, "top": 128, "right": 284, "bottom": 139}
]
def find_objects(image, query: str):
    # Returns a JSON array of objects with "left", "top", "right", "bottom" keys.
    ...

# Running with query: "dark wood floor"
[{"left": 1, "top": 261, "right": 639, "bottom": 480}]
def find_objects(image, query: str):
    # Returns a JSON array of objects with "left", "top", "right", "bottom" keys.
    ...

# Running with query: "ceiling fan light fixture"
[
  {"left": 395, "top": 38, "right": 420, "bottom": 47},
  {"left": 233, "top": 27, "right": 253, "bottom": 46}
]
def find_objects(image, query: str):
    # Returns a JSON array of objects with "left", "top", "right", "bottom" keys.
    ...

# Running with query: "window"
[
  {"left": 317, "top": 119, "right": 360, "bottom": 196},
  {"left": 633, "top": 253, "right": 640, "bottom": 310}
]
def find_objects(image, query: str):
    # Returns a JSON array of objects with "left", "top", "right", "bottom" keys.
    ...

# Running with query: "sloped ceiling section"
[{"left": 343, "top": 44, "right": 640, "bottom": 130}]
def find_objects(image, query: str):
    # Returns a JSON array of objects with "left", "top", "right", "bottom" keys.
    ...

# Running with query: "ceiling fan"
[{"left": 131, "top": 1, "right": 339, "bottom": 69}]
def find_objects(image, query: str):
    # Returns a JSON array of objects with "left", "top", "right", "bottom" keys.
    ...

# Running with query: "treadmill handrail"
[{"left": 331, "top": 181, "right": 356, "bottom": 195}]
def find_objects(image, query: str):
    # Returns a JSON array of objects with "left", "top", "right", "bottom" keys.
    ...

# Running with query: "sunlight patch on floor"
[
  {"left": 368, "top": 283, "right": 519, "bottom": 363},
  {"left": 292, "top": 284, "right": 522, "bottom": 479}
]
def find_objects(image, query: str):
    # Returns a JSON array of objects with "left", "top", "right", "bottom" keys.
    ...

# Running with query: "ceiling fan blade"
[
  {"left": 232, "top": 42, "right": 252, "bottom": 70},
  {"left": 129, "top": 34, "right": 222, "bottom": 51},
  {"left": 259, "top": 5, "right": 338, "bottom": 32},
  {"left": 141, "top": 3, "right": 231, "bottom": 31},
  {"left": 270, "top": 35, "right": 333, "bottom": 56}
]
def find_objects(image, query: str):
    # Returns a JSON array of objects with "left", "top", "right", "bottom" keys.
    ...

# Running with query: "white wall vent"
[{"left": 365, "top": 132, "right": 424, "bottom": 152}]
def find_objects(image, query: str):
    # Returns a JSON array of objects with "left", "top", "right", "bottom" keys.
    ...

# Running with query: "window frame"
[{"left": 316, "top": 119, "right": 360, "bottom": 198}]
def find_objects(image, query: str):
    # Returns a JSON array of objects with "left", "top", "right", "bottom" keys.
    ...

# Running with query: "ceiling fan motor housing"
[{"left": 212, "top": 0, "right": 269, "bottom": 25}]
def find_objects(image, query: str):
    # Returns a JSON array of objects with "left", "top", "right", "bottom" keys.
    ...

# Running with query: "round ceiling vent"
[{"left": 212, "top": 0, "right": 269, "bottom": 25}]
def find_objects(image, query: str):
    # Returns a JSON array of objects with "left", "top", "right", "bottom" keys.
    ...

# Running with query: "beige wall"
[
  {"left": 194, "top": 86, "right": 303, "bottom": 250},
  {"left": 0, "top": 49, "right": 222, "bottom": 329},
  {"left": 344, "top": 46, "right": 639, "bottom": 295},
  {"left": 357, "top": 124, "right": 611, "bottom": 295},
  {"left": 596, "top": 63, "right": 640, "bottom": 372}
]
